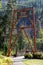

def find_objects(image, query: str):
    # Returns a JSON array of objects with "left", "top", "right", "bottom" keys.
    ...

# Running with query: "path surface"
[{"left": 11, "top": 56, "right": 25, "bottom": 65}]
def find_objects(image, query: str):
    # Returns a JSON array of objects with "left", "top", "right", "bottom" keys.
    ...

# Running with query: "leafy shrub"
[
  {"left": 24, "top": 52, "right": 43, "bottom": 59},
  {"left": 24, "top": 53, "right": 33, "bottom": 59},
  {"left": 33, "top": 52, "right": 42, "bottom": 59},
  {"left": 0, "top": 55, "right": 13, "bottom": 65},
  {"left": 28, "top": 53, "right": 33, "bottom": 59},
  {"left": 0, "top": 55, "right": 4, "bottom": 59},
  {"left": 24, "top": 53, "right": 28, "bottom": 59},
  {"left": 0, "top": 51, "right": 4, "bottom": 55},
  {"left": 11, "top": 50, "right": 16, "bottom": 57},
  {"left": 40, "top": 53, "right": 43, "bottom": 59},
  {"left": 3, "top": 58, "right": 13, "bottom": 63}
]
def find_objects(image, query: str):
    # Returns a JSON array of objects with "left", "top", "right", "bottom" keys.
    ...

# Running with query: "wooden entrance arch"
[{"left": 8, "top": 7, "right": 36, "bottom": 56}]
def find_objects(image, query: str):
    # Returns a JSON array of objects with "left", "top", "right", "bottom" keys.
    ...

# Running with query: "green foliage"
[
  {"left": 24, "top": 53, "right": 29, "bottom": 59},
  {"left": 0, "top": 51, "right": 4, "bottom": 55},
  {"left": 0, "top": 15, "right": 8, "bottom": 50},
  {"left": 0, "top": 1, "right": 2, "bottom": 9},
  {"left": 36, "top": 39, "right": 43, "bottom": 50},
  {"left": 2, "top": 39, "right": 9, "bottom": 56},
  {"left": 24, "top": 53, "right": 33, "bottom": 59},
  {"left": 17, "top": 31, "right": 31, "bottom": 51},
  {"left": 33, "top": 52, "right": 42, "bottom": 59},
  {"left": 40, "top": 53, "right": 43, "bottom": 59},
  {"left": 36, "top": 29, "right": 43, "bottom": 51},
  {"left": 28, "top": 53, "right": 33, "bottom": 59},
  {"left": 24, "top": 52, "right": 43, "bottom": 59},
  {"left": 18, "top": 32, "right": 24, "bottom": 50},
  {"left": 11, "top": 50, "right": 16, "bottom": 57},
  {"left": 0, "top": 55, "right": 13, "bottom": 65},
  {"left": 33, "top": 52, "right": 43, "bottom": 59},
  {"left": 0, "top": 55, "right": 4, "bottom": 59},
  {"left": 39, "top": 29, "right": 43, "bottom": 38},
  {"left": 4, "top": 44, "right": 8, "bottom": 56}
]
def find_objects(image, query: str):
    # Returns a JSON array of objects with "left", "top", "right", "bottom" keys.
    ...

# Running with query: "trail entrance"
[{"left": 8, "top": 7, "right": 36, "bottom": 56}]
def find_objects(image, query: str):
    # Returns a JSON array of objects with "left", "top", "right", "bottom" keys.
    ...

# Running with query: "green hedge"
[
  {"left": 24, "top": 52, "right": 43, "bottom": 59},
  {"left": 33, "top": 52, "right": 42, "bottom": 59},
  {"left": 40, "top": 53, "right": 43, "bottom": 59},
  {"left": 24, "top": 53, "right": 33, "bottom": 59}
]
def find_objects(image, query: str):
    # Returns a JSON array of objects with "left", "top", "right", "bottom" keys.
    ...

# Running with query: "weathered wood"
[{"left": 8, "top": 7, "right": 36, "bottom": 56}]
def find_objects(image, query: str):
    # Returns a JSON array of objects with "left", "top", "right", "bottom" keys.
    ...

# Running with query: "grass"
[
  {"left": 23, "top": 59, "right": 43, "bottom": 65},
  {"left": 0, "top": 51, "right": 3, "bottom": 55}
]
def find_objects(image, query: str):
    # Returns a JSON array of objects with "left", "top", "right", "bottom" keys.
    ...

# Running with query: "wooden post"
[
  {"left": 32, "top": 7, "right": 36, "bottom": 52},
  {"left": 8, "top": 10, "right": 15, "bottom": 56}
]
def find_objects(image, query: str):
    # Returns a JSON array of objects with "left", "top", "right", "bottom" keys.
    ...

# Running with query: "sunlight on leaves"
[{"left": 0, "top": 1, "right": 2, "bottom": 9}]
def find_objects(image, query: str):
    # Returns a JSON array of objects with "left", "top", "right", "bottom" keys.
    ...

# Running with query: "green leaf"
[{"left": 0, "top": 1, "right": 2, "bottom": 9}]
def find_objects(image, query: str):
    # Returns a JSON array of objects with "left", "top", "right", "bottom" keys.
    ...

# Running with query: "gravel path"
[{"left": 11, "top": 56, "right": 25, "bottom": 65}]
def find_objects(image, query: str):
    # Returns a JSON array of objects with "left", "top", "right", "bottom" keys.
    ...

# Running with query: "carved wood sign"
[{"left": 17, "top": 9, "right": 33, "bottom": 19}]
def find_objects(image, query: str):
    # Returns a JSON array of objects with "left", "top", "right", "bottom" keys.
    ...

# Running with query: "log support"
[{"left": 8, "top": 7, "right": 36, "bottom": 56}]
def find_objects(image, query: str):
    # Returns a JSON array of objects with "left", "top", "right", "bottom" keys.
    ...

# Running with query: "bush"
[
  {"left": 24, "top": 53, "right": 28, "bottom": 59},
  {"left": 0, "top": 55, "right": 13, "bottom": 65},
  {"left": 28, "top": 53, "right": 33, "bottom": 59},
  {"left": 11, "top": 50, "right": 17, "bottom": 57},
  {"left": 33, "top": 52, "right": 42, "bottom": 59},
  {"left": 40, "top": 53, "right": 43, "bottom": 59},
  {"left": 24, "top": 52, "right": 43, "bottom": 59},
  {"left": 24, "top": 53, "right": 33, "bottom": 59}
]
